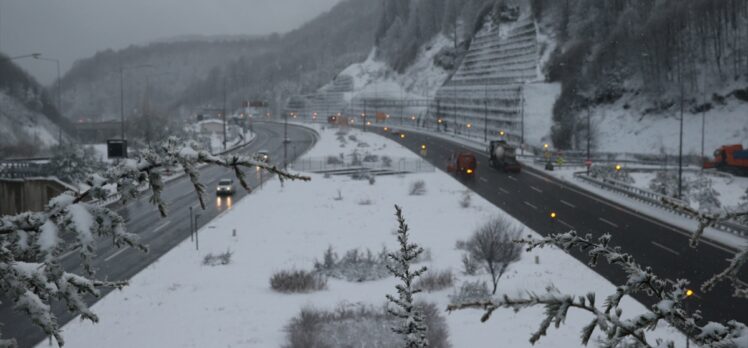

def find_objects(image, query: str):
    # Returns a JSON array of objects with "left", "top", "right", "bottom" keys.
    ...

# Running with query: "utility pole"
[
  {"left": 222, "top": 77, "right": 227, "bottom": 151},
  {"left": 363, "top": 99, "right": 367, "bottom": 132},
  {"left": 283, "top": 112, "right": 288, "bottom": 169},
  {"left": 678, "top": 60, "right": 685, "bottom": 200},
  {"left": 586, "top": 107, "right": 591, "bottom": 175},
  {"left": 520, "top": 86, "right": 525, "bottom": 155},
  {"left": 453, "top": 84, "right": 457, "bottom": 135},
  {"left": 120, "top": 66, "right": 125, "bottom": 140},
  {"left": 483, "top": 83, "right": 488, "bottom": 142}
]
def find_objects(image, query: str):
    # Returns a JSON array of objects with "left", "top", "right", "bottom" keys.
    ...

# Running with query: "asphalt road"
[
  {"left": 372, "top": 126, "right": 747, "bottom": 325},
  {"left": 2, "top": 122, "right": 317, "bottom": 348}
]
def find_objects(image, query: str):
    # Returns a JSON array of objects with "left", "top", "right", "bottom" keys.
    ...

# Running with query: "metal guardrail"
[{"left": 573, "top": 172, "right": 748, "bottom": 238}]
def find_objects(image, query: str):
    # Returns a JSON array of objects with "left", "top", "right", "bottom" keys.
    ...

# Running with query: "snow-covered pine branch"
[
  {"left": 386, "top": 205, "right": 429, "bottom": 348},
  {"left": 0, "top": 137, "right": 310, "bottom": 347},
  {"left": 447, "top": 232, "right": 748, "bottom": 347},
  {"left": 661, "top": 197, "right": 748, "bottom": 299}
]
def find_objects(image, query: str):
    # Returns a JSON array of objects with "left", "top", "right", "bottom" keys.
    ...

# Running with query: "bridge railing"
[{"left": 291, "top": 156, "right": 434, "bottom": 174}]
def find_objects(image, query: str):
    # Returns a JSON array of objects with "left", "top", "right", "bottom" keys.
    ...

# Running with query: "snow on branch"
[
  {"left": 661, "top": 197, "right": 748, "bottom": 299},
  {"left": 448, "top": 232, "right": 748, "bottom": 347},
  {"left": 386, "top": 205, "right": 429, "bottom": 348},
  {"left": 0, "top": 137, "right": 310, "bottom": 346}
]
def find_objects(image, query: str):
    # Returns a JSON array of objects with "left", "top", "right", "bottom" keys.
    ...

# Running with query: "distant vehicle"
[
  {"left": 703, "top": 144, "right": 748, "bottom": 176},
  {"left": 447, "top": 152, "right": 477, "bottom": 179},
  {"left": 488, "top": 140, "right": 521, "bottom": 173},
  {"left": 216, "top": 179, "right": 235, "bottom": 195},
  {"left": 255, "top": 150, "right": 270, "bottom": 163}
]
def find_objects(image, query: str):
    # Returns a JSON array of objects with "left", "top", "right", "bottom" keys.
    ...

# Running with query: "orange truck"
[
  {"left": 447, "top": 152, "right": 477, "bottom": 179},
  {"left": 703, "top": 144, "right": 748, "bottom": 176}
]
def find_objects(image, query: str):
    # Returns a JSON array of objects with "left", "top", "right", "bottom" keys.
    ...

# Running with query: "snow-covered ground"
[
  {"left": 628, "top": 171, "right": 748, "bottom": 210},
  {"left": 590, "top": 98, "right": 748, "bottom": 156},
  {"left": 46, "top": 125, "right": 686, "bottom": 348}
]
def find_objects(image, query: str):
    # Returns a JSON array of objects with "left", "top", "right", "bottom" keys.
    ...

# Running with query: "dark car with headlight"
[{"left": 216, "top": 179, "right": 235, "bottom": 195}]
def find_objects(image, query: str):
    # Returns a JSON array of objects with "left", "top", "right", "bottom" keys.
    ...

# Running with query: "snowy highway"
[
  {"left": 0, "top": 122, "right": 317, "bottom": 348},
  {"left": 373, "top": 126, "right": 748, "bottom": 325}
]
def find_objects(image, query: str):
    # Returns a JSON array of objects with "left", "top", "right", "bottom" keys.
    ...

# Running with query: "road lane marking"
[
  {"left": 558, "top": 219, "right": 575, "bottom": 230},
  {"left": 560, "top": 200, "right": 576, "bottom": 208},
  {"left": 523, "top": 201, "right": 538, "bottom": 210},
  {"left": 651, "top": 241, "right": 680, "bottom": 256},
  {"left": 104, "top": 247, "right": 128, "bottom": 262},
  {"left": 599, "top": 217, "right": 619, "bottom": 228},
  {"left": 152, "top": 220, "right": 171, "bottom": 233},
  {"left": 498, "top": 187, "right": 510, "bottom": 194},
  {"left": 508, "top": 176, "right": 518, "bottom": 182},
  {"left": 519, "top": 168, "right": 735, "bottom": 253},
  {"left": 60, "top": 247, "right": 80, "bottom": 259},
  {"left": 530, "top": 186, "right": 542, "bottom": 193},
  {"left": 479, "top": 177, "right": 488, "bottom": 183}
]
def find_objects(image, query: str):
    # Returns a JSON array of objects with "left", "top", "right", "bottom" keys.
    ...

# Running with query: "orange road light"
[
  {"left": 466, "top": 169, "right": 474, "bottom": 174},
  {"left": 615, "top": 164, "right": 623, "bottom": 172},
  {"left": 400, "top": 133, "right": 406, "bottom": 139},
  {"left": 550, "top": 211, "right": 557, "bottom": 219},
  {"left": 500, "top": 130, "right": 505, "bottom": 136},
  {"left": 685, "top": 289, "right": 695, "bottom": 297},
  {"left": 421, "top": 144, "right": 426, "bottom": 150}
]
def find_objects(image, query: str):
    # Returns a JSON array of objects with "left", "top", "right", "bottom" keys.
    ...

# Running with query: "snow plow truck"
[
  {"left": 488, "top": 140, "right": 521, "bottom": 173},
  {"left": 703, "top": 144, "right": 748, "bottom": 176}
]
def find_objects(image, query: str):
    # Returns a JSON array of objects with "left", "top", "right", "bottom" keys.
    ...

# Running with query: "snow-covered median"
[{"left": 45, "top": 126, "right": 685, "bottom": 347}]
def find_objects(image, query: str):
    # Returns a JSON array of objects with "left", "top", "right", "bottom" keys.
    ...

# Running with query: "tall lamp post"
[
  {"left": 119, "top": 64, "right": 153, "bottom": 140},
  {"left": 34, "top": 55, "right": 61, "bottom": 116}
]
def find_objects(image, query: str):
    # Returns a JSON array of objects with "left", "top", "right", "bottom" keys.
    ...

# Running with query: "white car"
[
  {"left": 216, "top": 179, "right": 235, "bottom": 196},
  {"left": 255, "top": 150, "right": 270, "bottom": 163}
]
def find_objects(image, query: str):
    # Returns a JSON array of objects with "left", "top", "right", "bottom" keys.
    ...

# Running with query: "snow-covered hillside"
[{"left": 0, "top": 91, "right": 60, "bottom": 155}]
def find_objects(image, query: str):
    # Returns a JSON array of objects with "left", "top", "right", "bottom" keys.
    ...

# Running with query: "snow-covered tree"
[
  {"left": 47, "top": 143, "right": 105, "bottom": 184},
  {"left": 649, "top": 170, "right": 681, "bottom": 198},
  {"left": 386, "top": 205, "right": 429, "bottom": 348},
  {"left": 0, "top": 137, "right": 310, "bottom": 347},
  {"left": 689, "top": 174, "right": 721, "bottom": 213}
]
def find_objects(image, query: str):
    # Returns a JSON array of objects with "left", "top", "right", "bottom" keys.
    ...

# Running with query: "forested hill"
[
  {"left": 0, "top": 54, "right": 68, "bottom": 156},
  {"left": 60, "top": 0, "right": 381, "bottom": 121}
]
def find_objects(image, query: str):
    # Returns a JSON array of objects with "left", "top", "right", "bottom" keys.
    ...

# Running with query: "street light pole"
[
  {"left": 678, "top": 70, "right": 685, "bottom": 200},
  {"left": 223, "top": 77, "right": 227, "bottom": 151},
  {"left": 483, "top": 83, "right": 488, "bottom": 142},
  {"left": 118, "top": 64, "right": 153, "bottom": 141}
]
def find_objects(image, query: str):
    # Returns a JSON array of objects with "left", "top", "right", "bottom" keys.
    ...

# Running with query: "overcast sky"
[{"left": 0, "top": 0, "right": 340, "bottom": 84}]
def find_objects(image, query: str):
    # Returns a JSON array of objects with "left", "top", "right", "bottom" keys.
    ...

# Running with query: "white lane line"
[
  {"left": 530, "top": 186, "right": 543, "bottom": 193},
  {"left": 599, "top": 217, "right": 619, "bottom": 228},
  {"left": 508, "top": 176, "right": 518, "bottom": 182},
  {"left": 104, "top": 247, "right": 129, "bottom": 262},
  {"left": 560, "top": 200, "right": 576, "bottom": 208},
  {"left": 520, "top": 168, "right": 735, "bottom": 253},
  {"left": 558, "top": 219, "right": 575, "bottom": 230},
  {"left": 60, "top": 247, "right": 80, "bottom": 259},
  {"left": 651, "top": 241, "right": 680, "bottom": 256},
  {"left": 479, "top": 177, "right": 488, "bottom": 183},
  {"left": 523, "top": 201, "right": 538, "bottom": 210},
  {"left": 498, "top": 187, "right": 510, "bottom": 194},
  {"left": 152, "top": 220, "right": 171, "bottom": 233}
]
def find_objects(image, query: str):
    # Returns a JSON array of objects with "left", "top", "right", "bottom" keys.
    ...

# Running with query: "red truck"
[
  {"left": 447, "top": 152, "right": 477, "bottom": 179},
  {"left": 703, "top": 144, "right": 748, "bottom": 176}
]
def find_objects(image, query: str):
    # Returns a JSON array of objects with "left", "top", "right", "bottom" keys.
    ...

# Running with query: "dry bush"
[
  {"left": 448, "top": 280, "right": 492, "bottom": 305},
  {"left": 414, "top": 269, "right": 454, "bottom": 292},
  {"left": 284, "top": 303, "right": 450, "bottom": 348},
  {"left": 202, "top": 250, "right": 233, "bottom": 266},
  {"left": 409, "top": 180, "right": 427, "bottom": 196},
  {"left": 270, "top": 270, "right": 327, "bottom": 293}
]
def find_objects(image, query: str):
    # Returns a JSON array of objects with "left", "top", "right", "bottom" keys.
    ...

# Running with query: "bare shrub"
[
  {"left": 283, "top": 303, "right": 450, "bottom": 348},
  {"left": 348, "top": 134, "right": 358, "bottom": 142},
  {"left": 382, "top": 155, "right": 393, "bottom": 167},
  {"left": 448, "top": 280, "right": 492, "bottom": 305},
  {"left": 358, "top": 198, "right": 373, "bottom": 205},
  {"left": 333, "top": 189, "right": 343, "bottom": 201},
  {"left": 270, "top": 270, "right": 327, "bottom": 293},
  {"left": 327, "top": 155, "right": 343, "bottom": 165},
  {"left": 461, "top": 254, "right": 479, "bottom": 275},
  {"left": 409, "top": 180, "right": 427, "bottom": 196},
  {"left": 459, "top": 190, "right": 471, "bottom": 208},
  {"left": 414, "top": 269, "right": 454, "bottom": 292},
  {"left": 363, "top": 154, "right": 379, "bottom": 162},
  {"left": 202, "top": 250, "right": 233, "bottom": 266},
  {"left": 314, "top": 247, "right": 390, "bottom": 282},
  {"left": 463, "top": 216, "right": 523, "bottom": 294}
]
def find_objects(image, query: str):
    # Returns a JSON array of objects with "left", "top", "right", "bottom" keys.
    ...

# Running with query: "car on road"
[
  {"left": 254, "top": 150, "right": 270, "bottom": 163},
  {"left": 216, "top": 179, "right": 235, "bottom": 195}
]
